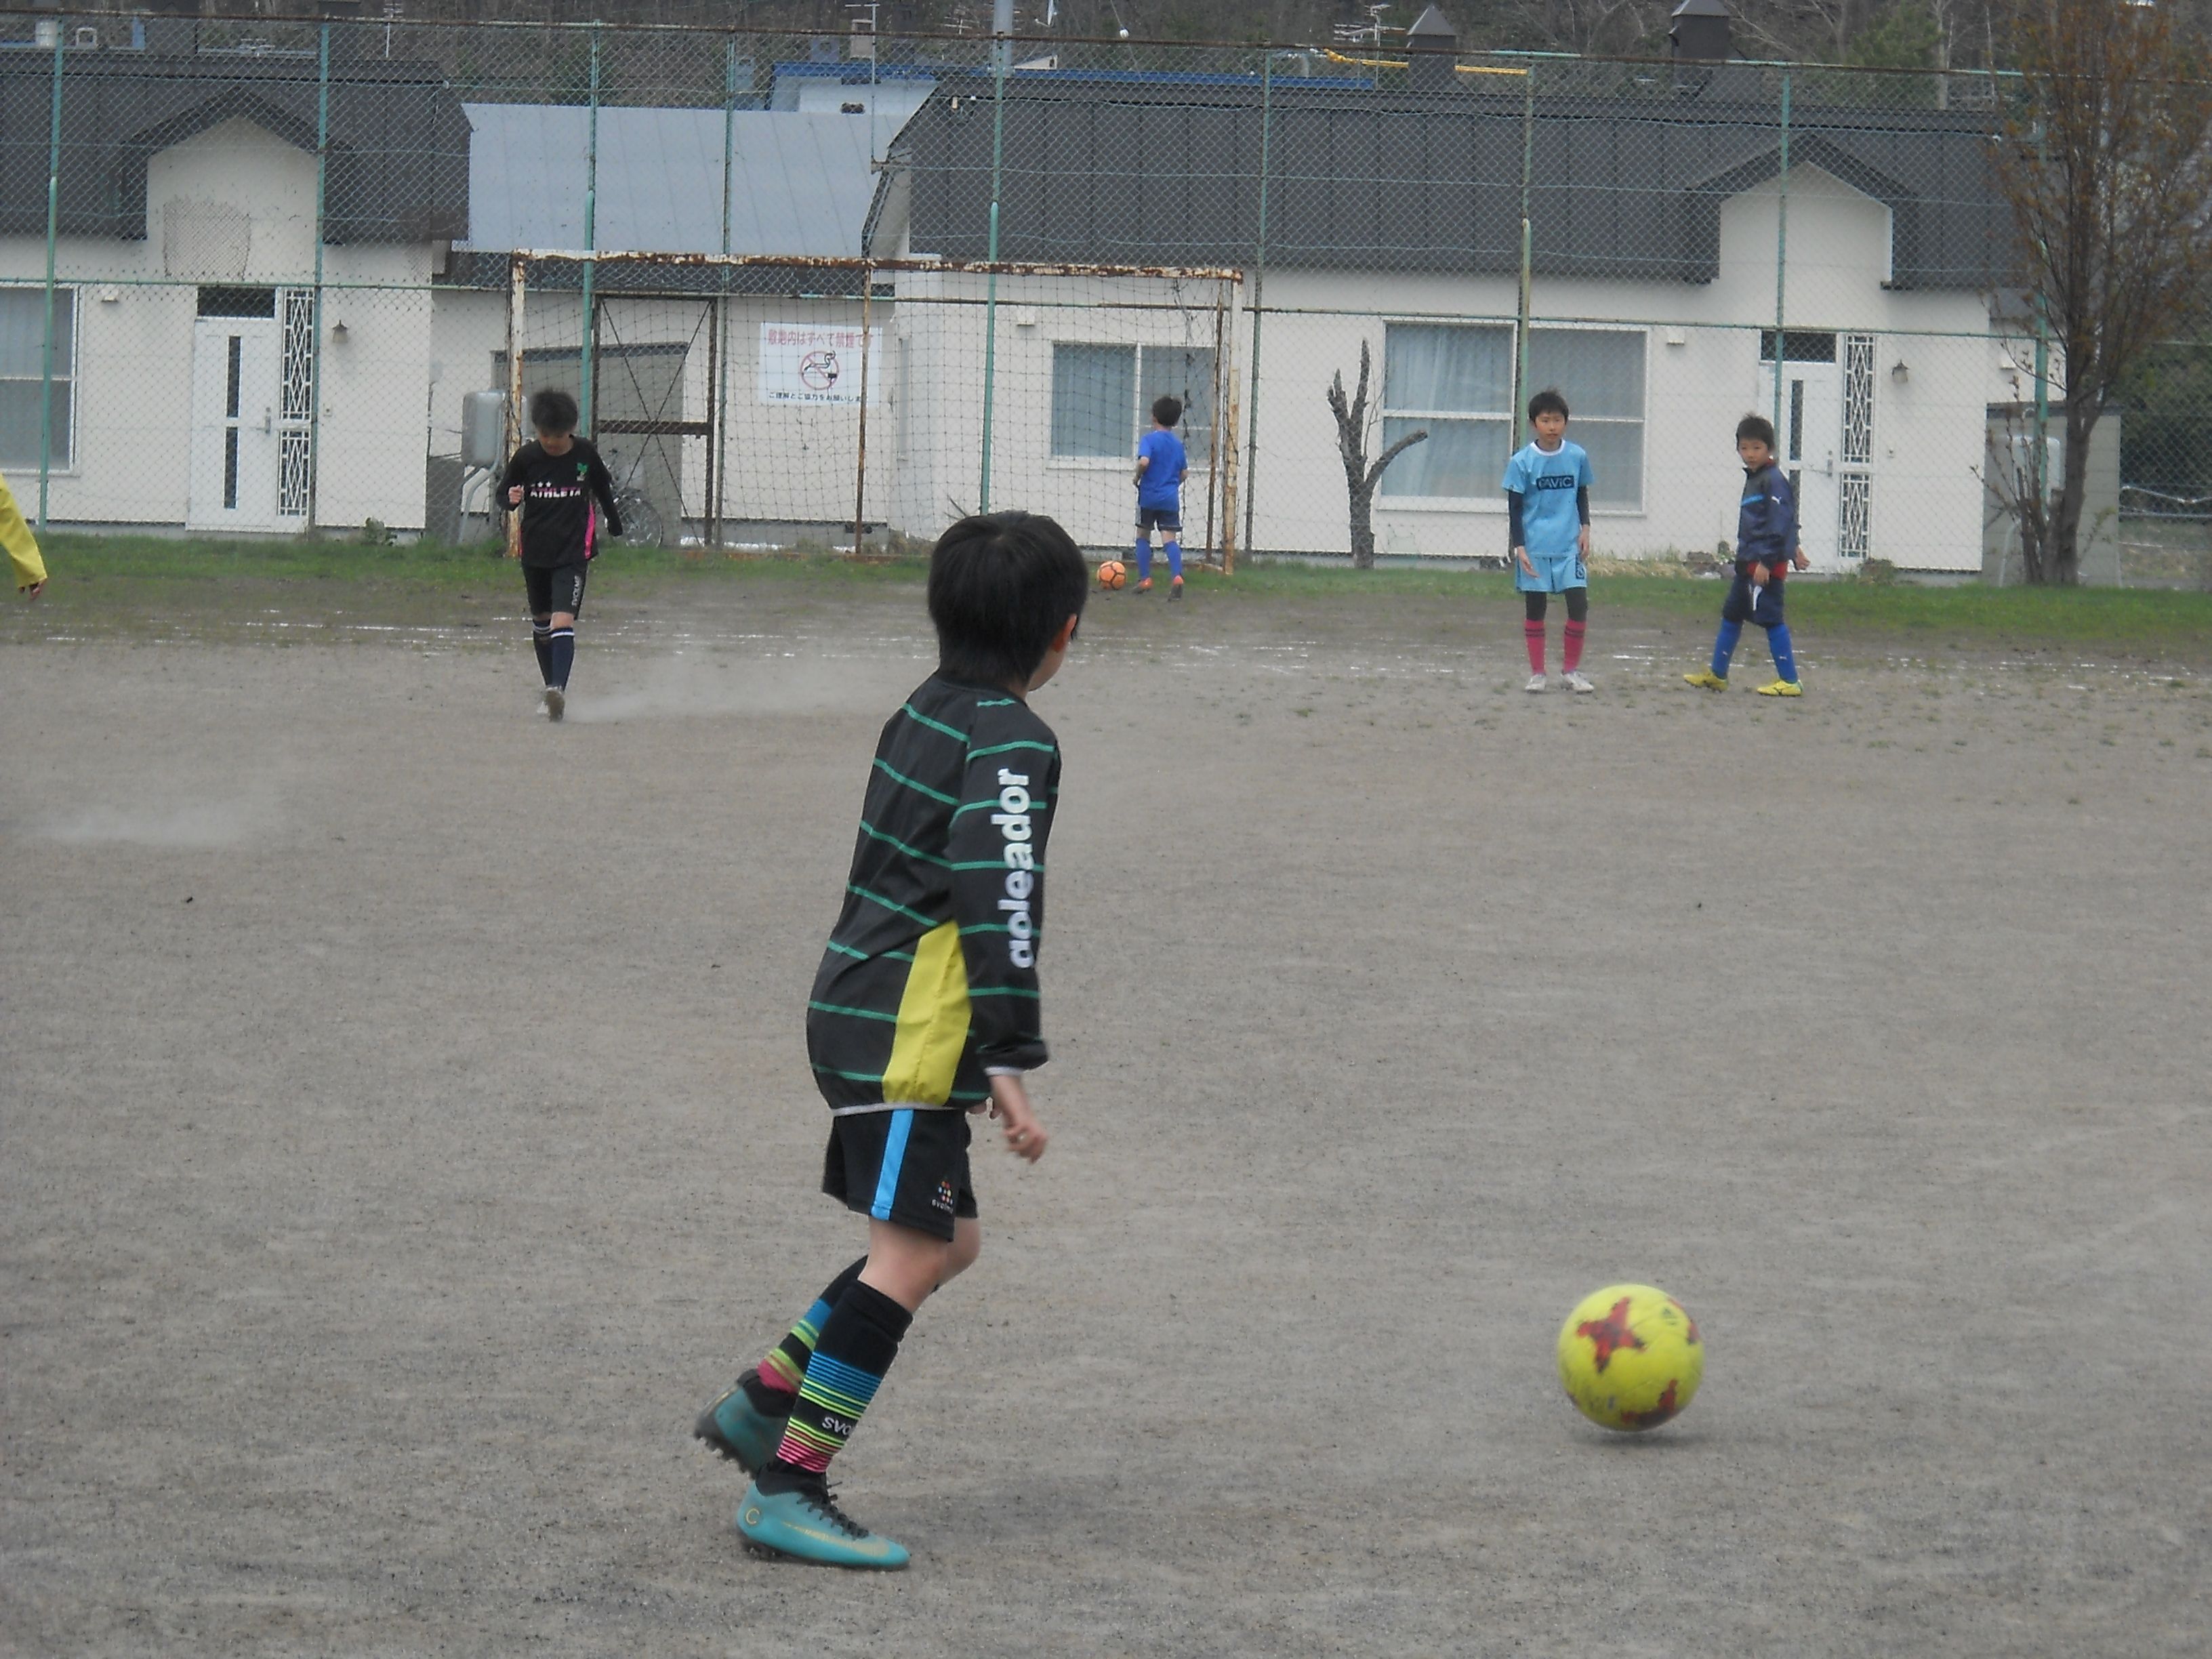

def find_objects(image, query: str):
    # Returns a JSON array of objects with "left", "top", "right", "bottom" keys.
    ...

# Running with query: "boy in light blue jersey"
[
  {"left": 1132, "top": 395, "right": 1189, "bottom": 599},
  {"left": 1503, "top": 388, "right": 1595, "bottom": 693}
]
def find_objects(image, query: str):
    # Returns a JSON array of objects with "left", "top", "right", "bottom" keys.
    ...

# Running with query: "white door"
[
  {"left": 189, "top": 317, "right": 283, "bottom": 530},
  {"left": 1763, "top": 330, "right": 1874, "bottom": 570}
]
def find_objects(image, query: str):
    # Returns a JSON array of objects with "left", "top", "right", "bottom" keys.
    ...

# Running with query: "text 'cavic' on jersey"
[{"left": 807, "top": 674, "right": 1062, "bottom": 1116}]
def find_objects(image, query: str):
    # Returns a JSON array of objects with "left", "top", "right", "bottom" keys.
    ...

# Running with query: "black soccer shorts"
[
  {"left": 1136, "top": 506, "right": 1182, "bottom": 535},
  {"left": 524, "top": 560, "right": 589, "bottom": 619},
  {"left": 1721, "top": 567, "right": 1785, "bottom": 628},
  {"left": 822, "top": 1107, "right": 977, "bottom": 1241}
]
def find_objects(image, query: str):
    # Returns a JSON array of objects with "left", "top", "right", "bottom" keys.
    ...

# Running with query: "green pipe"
[
  {"left": 36, "top": 28, "right": 62, "bottom": 527},
  {"left": 1513, "top": 62, "right": 1535, "bottom": 443},
  {"left": 977, "top": 39, "right": 1008, "bottom": 512},
  {"left": 1771, "top": 69, "right": 1790, "bottom": 438},
  {"left": 1240, "top": 48, "right": 1272, "bottom": 560},
  {"left": 579, "top": 25, "right": 600, "bottom": 434},
  {"left": 306, "top": 22, "right": 330, "bottom": 529}
]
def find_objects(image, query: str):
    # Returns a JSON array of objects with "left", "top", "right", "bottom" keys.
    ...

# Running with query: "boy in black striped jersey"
[
  {"left": 497, "top": 389, "right": 622, "bottom": 721},
  {"left": 695, "top": 511, "right": 1087, "bottom": 1570}
]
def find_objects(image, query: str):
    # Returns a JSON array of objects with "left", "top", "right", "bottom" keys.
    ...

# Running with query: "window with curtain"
[
  {"left": 1379, "top": 323, "right": 1512, "bottom": 498},
  {"left": 1525, "top": 327, "right": 1645, "bottom": 508},
  {"left": 1050, "top": 343, "right": 1136, "bottom": 459},
  {"left": 0, "top": 287, "right": 75, "bottom": 471}
]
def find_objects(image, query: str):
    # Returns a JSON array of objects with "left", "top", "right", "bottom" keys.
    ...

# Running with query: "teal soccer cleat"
[
  {"left": 736, "top": 1477, "right": 910, "bottom": 1570},
  {"left": 693, "top": 1368, "right": 790, "bottom": 1474}
]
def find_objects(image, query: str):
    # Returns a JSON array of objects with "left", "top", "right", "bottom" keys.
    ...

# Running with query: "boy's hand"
[
  {"left": 22, "top": 578, "right": 44, "bottom": 600},
  {"left": 985, "top": 1072, "right": 1048, "bottom": 1163},
  {"left": 1793, "top": 549, "right": 1810, "bottom": 571},
  {"left": 1515, "top": 546, "right": 1534, "bottom": 576},
  {"left": 1750, "top": 564, "right": 1769, "bottom": 588},
  {"left": 506, "top": 485, "right": 524, "bottom": 507},
  {"left": 1577, "top": 525, "right": 1592, "bottom": 559}
]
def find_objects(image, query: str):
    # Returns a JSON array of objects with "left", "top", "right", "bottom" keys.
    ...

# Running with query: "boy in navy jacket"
[{"left": 1685, "top": 413, "right": 1810, "bottom": 696}]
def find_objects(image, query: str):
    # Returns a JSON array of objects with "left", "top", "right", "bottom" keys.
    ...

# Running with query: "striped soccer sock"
[
  {"left": 548, "top": 628, "right": 575, "bottom": 691},
  {"left": 764, "top": 1281, "right": 912, "bottom": 1483},
  {"left": 1523, "top": 619, "right": 1546, "bottom": 674},
  {"left": 531, "top": 621, "right": 553, "bottom": 684},
  {"left": 758, "top": 1256, "right": 868, "bottom": 1396},
  {"left": 1563, "top": 619, "right": 1586, "bottom": 673}
]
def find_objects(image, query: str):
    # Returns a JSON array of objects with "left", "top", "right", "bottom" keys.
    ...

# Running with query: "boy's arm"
[
  {"left": 497, "top": 450, "right": 525, "bottom": 512},
  {"left": 1134, "top": 451, "right": 1149, "bottom": 487},
  {"left": 586, "top": 447, "right": 625, "bottom": 538},
  {"left": 946, "top": 721, "right": 1057, "bottom": 1075}
]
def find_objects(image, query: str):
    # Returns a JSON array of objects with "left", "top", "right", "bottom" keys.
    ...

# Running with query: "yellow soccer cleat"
[
  {"left": 1755, "top": 679, "right": 1803, "bottom": 697},
  {"left": 1682, "top": 669, "right": 1728, "bottom": 691}
]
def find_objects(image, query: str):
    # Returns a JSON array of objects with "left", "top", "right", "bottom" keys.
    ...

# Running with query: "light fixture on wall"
[
  {"left": 331, "top": 319, "right": 350, "bottom": 341},
  {"left": 1890, "top": 359, "right": 1909, "bottom": 383}
]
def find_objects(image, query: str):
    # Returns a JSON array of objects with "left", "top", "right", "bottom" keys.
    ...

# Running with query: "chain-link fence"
[{"left": 2, "top": 7, "right": 2207, "bottom": 584}]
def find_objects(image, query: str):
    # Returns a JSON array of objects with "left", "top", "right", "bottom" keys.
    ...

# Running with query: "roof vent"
[
  {"left": 1671, "top": 0, "right": 1732, "bottom": 63},
  {"left": 1406, "top": 5, "right": 1457, "bottom": 96}
]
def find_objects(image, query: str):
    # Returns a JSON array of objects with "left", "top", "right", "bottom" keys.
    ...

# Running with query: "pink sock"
[
  {"left": 1523, "top": 619, "right": 1546, "bottom": 674},
  {"left": 1563, "top": 620, "right": 1586, "bottom": 673}
]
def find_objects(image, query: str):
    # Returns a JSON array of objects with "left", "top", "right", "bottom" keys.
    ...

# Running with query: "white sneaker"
[
  {"left": 541, "top": 686, "right": 565, "bottom": 722},
  {"left": 1563, "top": 670, "right": 1595, "bottom": 694},
  {"left": 1524, "top": 673, "right": 1547, "bottom": 694}
]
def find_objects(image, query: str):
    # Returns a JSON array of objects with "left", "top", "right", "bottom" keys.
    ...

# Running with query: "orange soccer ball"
[{"left": 1097, "top": 559, "right": 1127, "bottom": 591}]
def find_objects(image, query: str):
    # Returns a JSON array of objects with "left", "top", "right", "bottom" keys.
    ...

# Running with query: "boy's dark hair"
[
  {"left": 1151, "top": 395, "right": 1183, "bottom": 428},
  {"left": 928, "top": 511, "right": 1088, "bottom": 688},
  {"left": 1736, "top": 413, "right": 1778, "bottom": 452},
  {"left": 1527, "top": 388, "right": 1569, "bottom": 422},
  {"left": 530, "top": 388, "right": 579, "bottom": 435}
]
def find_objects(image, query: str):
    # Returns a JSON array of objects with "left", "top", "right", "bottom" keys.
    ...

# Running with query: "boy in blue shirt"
[
  {"left": 1132, "top": 395, "right": 1189, "bottom": 599},
  {"left": 1685, "top": 413, "right": 1810, "bottom": 696},
  {"left": 1503, "top": 389, "right": 1595, "bottom": 693}
]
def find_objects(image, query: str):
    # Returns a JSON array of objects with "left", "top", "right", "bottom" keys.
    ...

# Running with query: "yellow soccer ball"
[{"left": 1555, "top": 1283, "right": 1704, "bottom": 1432}]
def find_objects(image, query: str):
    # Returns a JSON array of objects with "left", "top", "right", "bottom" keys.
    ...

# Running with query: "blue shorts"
[
  {"left": 1721, "top": 570, "right": 1786, "bottom": 627},
  {"left": 1515, "top": 548, "right": 1586, "bottom": 594},
  {"left": 1136, "top": 506, "right": 1182, "bottom": 535}
]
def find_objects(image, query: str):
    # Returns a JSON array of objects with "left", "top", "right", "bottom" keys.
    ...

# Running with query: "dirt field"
[{"left": 4, "top": 575, "right": 2209, "bottom": 1657}]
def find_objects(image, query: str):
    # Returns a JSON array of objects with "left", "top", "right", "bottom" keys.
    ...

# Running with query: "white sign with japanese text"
[{"left": 758, "top": 323, "right": 884, "bottom": 407}]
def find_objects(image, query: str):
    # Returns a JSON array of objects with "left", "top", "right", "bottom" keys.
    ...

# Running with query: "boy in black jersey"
[
  {"left": 498, "top": 389, "right": 622, "bottom": 721},
  {"left": 695, "top": 511, "right": 1086, "bottom": 1570}
]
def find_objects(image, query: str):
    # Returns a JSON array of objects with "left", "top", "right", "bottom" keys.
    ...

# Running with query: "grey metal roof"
[
  {"left": 0, "top": 51, "right": 468, "bottom": 243},
  {"left": 891, "top": 72, "right": 2011, "bottom": 290},
  {"left": 459, "top": 104, "right": 880, "bottom": 257}
]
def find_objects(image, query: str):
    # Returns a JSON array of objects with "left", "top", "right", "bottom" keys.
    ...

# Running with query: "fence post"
[
  {"left": 712, "top": 33, "right": 738, "bottom": 548},
  {"left": 977, "top": 19, "right": 1009, "bottom": 512},
  {"left": 1771, "top": 68, "right": 1790, "bottom": 437},
  {"left": 1512, "top": 62, "right": 1534, "bottom": 444},
  {"left": 579, "top": 23, "right": 601, "bottom": 435},
  {"left": 35, "top": 27, "right": 62, "bottom": 528},
  {"left": 1240, "top": 47, "right": 1273, "bottom": 560},
  {"left": 307, "top": 20, "right": 330, "bottom": 531},
  {"left": 854, "top": 264, "right": 874, "bottom": 558},
  {"left": 507, "top": 254, "right": 527, "bottom": 560}
]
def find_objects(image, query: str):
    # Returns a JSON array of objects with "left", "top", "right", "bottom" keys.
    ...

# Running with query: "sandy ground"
[{"left": 3, "top": 579, "right": 2209, "bottom": 1657}]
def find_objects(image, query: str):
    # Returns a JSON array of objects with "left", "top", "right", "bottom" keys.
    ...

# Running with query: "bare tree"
[
  {"left": 1990, "top": 0, "right": 2212, "bottom": 583},
  {"left": 1326, "top": 341, "right": 1427, "bottom": 568}
]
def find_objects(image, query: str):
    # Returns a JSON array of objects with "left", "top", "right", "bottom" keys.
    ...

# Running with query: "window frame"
[
  {"left": 1376, "top": 319, "right": 1516, "bottom": 508},
  {"left": 1048, "top": 341, "right": 1139, "bottom": 468},
  {"left": 1523, "top": 323, "right": 1648, "bottom": 514},
  {"left": 0, "top": 283, "right": 79, "bottom": 475}
]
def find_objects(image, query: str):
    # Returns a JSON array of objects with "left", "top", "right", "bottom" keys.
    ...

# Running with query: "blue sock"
[
  {"left": 531, "top": 623, "right": 553, "bottom": 685},
  {"left": 1134, "top": 536, "right": 1151, "bottom": 585},
  {"left": 1767, "top": 622, "right": 1797, "bottom": 684},
  {"left": 1711, "top": 619, "right": 1742, "bottom": 678},
  {"left": 548, "top": 628, "right": 575, "bottom": 691},
  {"left": 1164, "top": 539, "right": 1183, "bottom": 580}
]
